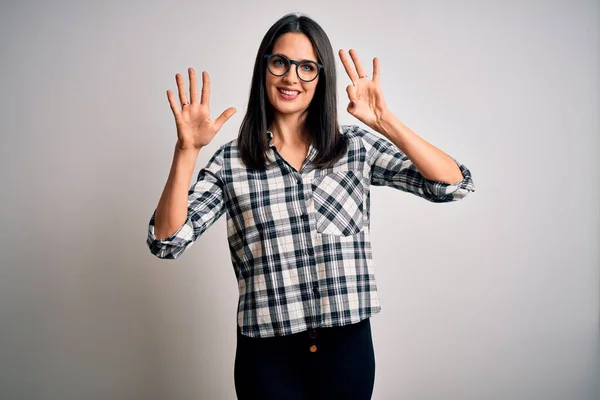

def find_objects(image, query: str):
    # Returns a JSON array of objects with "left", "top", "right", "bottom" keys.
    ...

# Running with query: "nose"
[{"left": 282, "top": 63, "right": 299, "bottom": 84}]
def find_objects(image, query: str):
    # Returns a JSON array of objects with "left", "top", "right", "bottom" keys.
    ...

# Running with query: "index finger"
[
  {"left": 200, "top": 71, "right": 210, "bottom": 105},
  {"left": 338, "top": 49, "right": 359, "bottom": 84},
  {"left": 348, "top": 49, "right": 367, "bottom": 79}
]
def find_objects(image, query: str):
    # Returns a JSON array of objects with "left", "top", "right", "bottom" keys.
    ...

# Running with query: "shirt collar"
[
  {"left": 265, "top": 130, "right": 317, "bottom": 168},
  {"left": 266, "top": 130, "right": 275, "bottom": 147},
  {"left": 265, "top": 130, "right": 276, "bottom": 164}
]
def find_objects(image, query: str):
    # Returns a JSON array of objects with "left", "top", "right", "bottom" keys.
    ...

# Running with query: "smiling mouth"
[{"left": 278, "top": 88, "right": 300, "bottom": 96}]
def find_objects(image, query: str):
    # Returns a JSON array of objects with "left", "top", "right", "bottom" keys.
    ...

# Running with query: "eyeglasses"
[{"left": 264, "top": 54, "right": 323, "bottom": 82}]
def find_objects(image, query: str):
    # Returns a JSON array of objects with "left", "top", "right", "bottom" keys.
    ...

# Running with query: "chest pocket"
[{"left": 311, "top": 170, "right": 364, "bottom": 236}]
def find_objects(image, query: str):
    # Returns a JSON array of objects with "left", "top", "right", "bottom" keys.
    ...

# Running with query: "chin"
[
  {"left": 274, "top": 104, "right": 305, "bottom": 115},
  {"left": 269, "top": 104, "right": 295, "bottom": 115},
  {"left": 269, "top": 94, "right": 311, "bottom": 116}
]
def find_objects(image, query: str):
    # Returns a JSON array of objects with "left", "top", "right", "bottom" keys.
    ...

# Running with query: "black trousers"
[{"left": 234, "top": 318, "right": 375, "bottom": 399}]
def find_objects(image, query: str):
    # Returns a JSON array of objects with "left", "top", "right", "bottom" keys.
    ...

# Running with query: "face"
[{"left": 265, "top": 32, "right": 320, "bottom": 119}]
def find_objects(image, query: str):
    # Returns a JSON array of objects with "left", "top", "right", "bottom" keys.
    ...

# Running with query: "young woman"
[{"left": 147, "top": 12, "right": 475, "bottom": 400}]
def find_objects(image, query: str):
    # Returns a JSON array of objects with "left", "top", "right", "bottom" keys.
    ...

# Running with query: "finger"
[
  {"left": 200, "top": 71, "right": 210, "bottom": 105},
  {"left": 339, "top": 49, "right": 359, "bottom": 84},
  {"left": 372, "top": 57, "right": 380, "bottom": 84},
  {"left": 214, "top": 107, "right": 237, "bottom": 131},
  {"left": 189, "top": 68, "right": 198, "bottom": 104},
  {"left": 345, "top": 84, "right": 358, "bottom": 102},
  {"left": 166, "top": 90, "right": 181, "bottom": 118},
  {"left": 349, "top": 49, "right": 367, "bottom": 79},
  {"left": 175, "top": 73, "right": 189, "bottom": 106}
]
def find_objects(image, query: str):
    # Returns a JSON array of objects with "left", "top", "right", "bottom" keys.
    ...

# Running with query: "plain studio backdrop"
[{"left": 0, "top": 0, "right": 598, "bottom": 399}]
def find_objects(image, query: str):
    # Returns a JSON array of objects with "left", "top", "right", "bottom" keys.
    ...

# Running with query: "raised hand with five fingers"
[
  {"left": 338, "top": 49, "right": 389, "bottom": 133},
  {"left": 167, "top": 68, "right": 236, "bottom": 151}
]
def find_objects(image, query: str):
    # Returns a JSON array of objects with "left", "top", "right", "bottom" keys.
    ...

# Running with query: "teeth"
[{"left": 279, "top": 89, "right": 299, "bottom": 96}]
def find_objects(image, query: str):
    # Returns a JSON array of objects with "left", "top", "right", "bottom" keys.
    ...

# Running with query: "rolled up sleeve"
[
  {"left": 368, "top": 133, "right": 475, "bottom": 203},
  {"left": 147, "top": 147, "right": 226, "bottom": 259}
]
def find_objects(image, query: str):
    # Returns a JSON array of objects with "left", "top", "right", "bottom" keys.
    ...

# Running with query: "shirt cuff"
[
  {"left": 424, "top": 158, "right": 476, "bottom": 200},
  {"left": 146, "top": 210, "right": 194, "bottom": 258}
]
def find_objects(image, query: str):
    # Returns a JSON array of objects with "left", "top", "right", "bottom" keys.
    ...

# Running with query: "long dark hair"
[{"left": 237, "top": 13, "right": 347, "bottom": 170}]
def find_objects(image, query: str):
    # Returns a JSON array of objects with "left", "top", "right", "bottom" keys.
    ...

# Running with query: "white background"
[{"left": 0, "top": 0, "right": 598, "bottom": 399}]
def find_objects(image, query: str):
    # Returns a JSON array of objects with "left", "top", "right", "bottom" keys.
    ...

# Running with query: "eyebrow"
[{"left": 273, "top": 53, "right": 318, "bottom": 63}]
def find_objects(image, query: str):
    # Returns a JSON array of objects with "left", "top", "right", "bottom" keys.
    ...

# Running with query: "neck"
[{"left": 268, "top": 114, "right": 311, "bottom": 148}]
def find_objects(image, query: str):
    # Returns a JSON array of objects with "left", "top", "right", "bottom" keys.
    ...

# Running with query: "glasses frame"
[{"left": 264, "top": 53, "right": 323, "bottom": 83}]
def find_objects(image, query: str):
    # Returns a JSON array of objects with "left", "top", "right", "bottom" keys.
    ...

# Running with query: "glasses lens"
[
  {"left": 297, "top": 61, "right": 319, "bottom": 82},
  {"left": 268, "top": 55, "right": 289, "bottom": 76}
]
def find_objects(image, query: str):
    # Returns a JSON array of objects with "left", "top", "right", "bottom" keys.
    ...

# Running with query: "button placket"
[
  {"left": 298, "top": 170, "right": 321, "bottom": 327},
  {"left": 296, "top": 172, "right": 310, "bottom": 224}
]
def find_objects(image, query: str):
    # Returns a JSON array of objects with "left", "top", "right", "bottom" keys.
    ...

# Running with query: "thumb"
[
  {"left": 346, "top": 102, "right": 357, "bottom": 115},
  {"left": 346, "top": 84, "right": 358, "bottom": 103},
  {"left": 214, "top": 107, "right": 236, "bottom": 131}
]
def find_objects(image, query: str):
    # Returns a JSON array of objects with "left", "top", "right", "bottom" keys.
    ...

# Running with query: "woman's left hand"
[{"left": 339, "top": 49, "right": 389, "bottom": 133}]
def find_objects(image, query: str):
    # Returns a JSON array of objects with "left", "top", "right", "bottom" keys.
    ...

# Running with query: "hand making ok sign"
[{"left": 338, "top": 49, "right": 390, "bottom": 133}]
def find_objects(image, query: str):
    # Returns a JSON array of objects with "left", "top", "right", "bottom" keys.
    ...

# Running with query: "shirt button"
[
  {"left": 312, "top": 284, "right": 319, "bottom": 294},
  {"left": 309, "top": 330, "right": 318, "bottom": 339},
  {"left": 297, "top": 178, "right": 303, "bottom": 185},
  {"left": 310, "top": 344, "right": 318, "bottom": 353}
]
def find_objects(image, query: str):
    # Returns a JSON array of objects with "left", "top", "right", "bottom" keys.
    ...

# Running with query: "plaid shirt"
[{"left": 147, "top": 125, "right": 475, "bottom": 338}]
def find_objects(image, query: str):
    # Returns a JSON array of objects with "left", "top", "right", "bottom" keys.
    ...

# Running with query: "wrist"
[
  {"left": 376, "top": 109, "right": 399, "bottom": 137},
  {"left": 173, "top": 144, "right": 201, "bottom": 166},
  {"left": 175, "top": 141, "right": 202, "bottom": 154}
]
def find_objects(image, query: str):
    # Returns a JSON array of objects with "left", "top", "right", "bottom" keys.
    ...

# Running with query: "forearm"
[
  {"left": 154, "top": 145, "right": 201, "bottom": 239},
  {"left": 377, "top": 111, "right": 464, "bottom": 184}
]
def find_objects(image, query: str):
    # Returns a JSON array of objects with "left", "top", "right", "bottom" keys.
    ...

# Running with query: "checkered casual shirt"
[{"left": 147, "top": 124, "right": 476, "bottom": 338}]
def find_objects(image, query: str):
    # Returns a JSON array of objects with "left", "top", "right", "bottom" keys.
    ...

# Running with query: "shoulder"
[
  {"left": 205, "top": 138, "right": 251, "bottom": 173},
  {"left": 340, "top": 124, "right": 390, "bottom": 152},
  {"left": 207, "top": 138, "right": 240, "bottom": 160}
]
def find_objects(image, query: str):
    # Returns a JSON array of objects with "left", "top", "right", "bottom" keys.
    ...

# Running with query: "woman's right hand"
[{"left": 167, "top": 68, "right": 236, "bottom": 151}]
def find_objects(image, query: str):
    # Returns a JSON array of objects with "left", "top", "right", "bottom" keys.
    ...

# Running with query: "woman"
[{"left": 147, "top": 12, "right": 475, "bottom": 400}]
